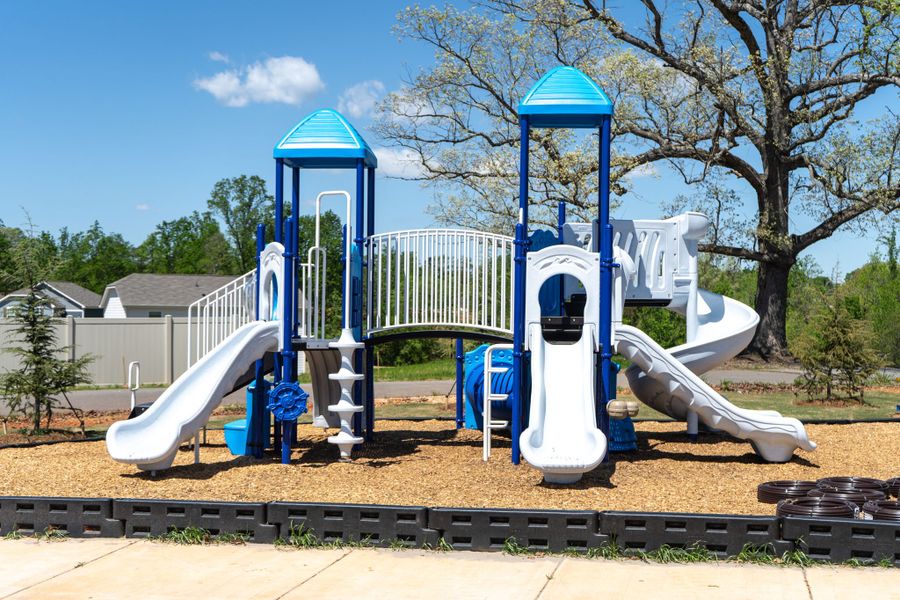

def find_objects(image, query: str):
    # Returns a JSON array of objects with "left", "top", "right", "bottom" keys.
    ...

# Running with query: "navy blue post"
[
  {"left": 291, "top": 167, "right": 301, "bottom": 337},
  {"left": 248, "top": 223, "right": 267, "bottom": 458},
  {"left": 597, "top": 116, "right": 613, "bottom": 439},
  {"left": 275, "top": 158, "right": 284, "bottom": 244},
  {"left": 282, "top": 217, "right": 296, "bottom": 382},
  {"left": 511, "top": 116, "right": 530, "bottom": 465},
  {"left": 455, "top": 338, "right": 464, "bottom": 429},
  {"left": 352, "top": 160, "right": 365, "bottom": 438},
  {"left": 557, "top": 201, "right": 567, "bottom": 314},
  {"left": 364, "top": 166, "right": 376, "bottom": 440}
]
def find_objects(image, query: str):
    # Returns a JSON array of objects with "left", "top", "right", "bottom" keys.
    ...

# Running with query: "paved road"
[
  {"left": 10, "top": 367, "right": 811, "bottom": 414},
  {"left": 0, "top": 539, "right": 894, "bottom": 599}
]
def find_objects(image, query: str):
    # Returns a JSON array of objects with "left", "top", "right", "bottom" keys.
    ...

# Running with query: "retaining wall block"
[
  {"left": 267, "top": 502, "right": 438, "bottom": 548},
  {"left": 600, "top": 511, "right": 790, "bottom": 558},
  {"left": 782, "top": 516, "right": 899, "bottom": 566},
  {"left": 112, "top": 499, "right": 277, "bottom": 543},
  {"left": 428, "top": 507, "right": 609, "bottom": 552},
  {"left": 0, "top": 496, "right": 123, "bottom": 538}
]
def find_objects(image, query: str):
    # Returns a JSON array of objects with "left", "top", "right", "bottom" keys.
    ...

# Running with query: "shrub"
[{"left": 793, "top": 287, "right": 883, "bottom": 403}]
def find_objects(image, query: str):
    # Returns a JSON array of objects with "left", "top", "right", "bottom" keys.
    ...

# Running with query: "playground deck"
[{"left": 2, "top": 420, "right": 896, "bottom": 515}]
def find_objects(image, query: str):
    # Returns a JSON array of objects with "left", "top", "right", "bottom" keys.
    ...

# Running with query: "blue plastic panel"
[
  {"left": 518, "top": 66, "right": 613, "bottom": 128},
  {"left": 274, "top": 109, "right": 378, "bottom": 169}
]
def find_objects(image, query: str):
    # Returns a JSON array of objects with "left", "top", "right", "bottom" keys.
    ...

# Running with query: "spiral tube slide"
[{"left": 106, "top": 320, "right": 280, "bottom": 471}]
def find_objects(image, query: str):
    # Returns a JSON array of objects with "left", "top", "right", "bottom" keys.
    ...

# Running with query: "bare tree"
[{"left": 378, "top": 0, "right": 899, "bottom": 359}]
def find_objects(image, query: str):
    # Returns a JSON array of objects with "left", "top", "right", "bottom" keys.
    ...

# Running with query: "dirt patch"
[{"left": 0, "top": 420, "right": 896, "bottom": 515}]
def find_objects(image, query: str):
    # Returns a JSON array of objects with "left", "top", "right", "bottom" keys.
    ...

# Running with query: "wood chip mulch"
[{"left": 0, "top": 420, "right": 896, "bottom": 515}]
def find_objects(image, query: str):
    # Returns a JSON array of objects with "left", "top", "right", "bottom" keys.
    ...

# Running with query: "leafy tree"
[
  {"left": 379, "top": 1, "right": 900, "bottom": 360},
  {"left": 0, "top": 221, "right": 25, "bottom": 294},
  {"left": 793, "top": 285, "right": 883, "bottom": 402},
  {"left": 840, "top": 229, "right": 900, "bottom": 364},
  {"left": 138, "top": 211, "right": 235, "bottom": 275},
  {"left": 54, "top": 222, "right": 137, "bottom": 293},
  {"left": 208, "top": 175, "right": 273, "bottom": 272},
  {"left": 0, "top": 228, "right": 92, "bottom": 433}
]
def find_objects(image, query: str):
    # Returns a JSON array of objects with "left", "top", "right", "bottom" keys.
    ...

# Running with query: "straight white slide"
[
  {"left": 106, "top": 320, "right": 280, "bottom": 471},
  {"left": 520, "top": 323, "right": 607, "bottom": 483},
  {"left": 616, "top": 324, "right": 815, "bottom": 462}
]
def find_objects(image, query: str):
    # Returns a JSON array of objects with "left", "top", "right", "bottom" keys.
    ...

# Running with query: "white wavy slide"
[
  {"left": 617, "top": 293, "right": 816, "bottom": 462},
  {"left": 520, "top": 323, "right": 607, "bottom": 483},
  {"left": 106, "top": 320, "right": 280, "bottom": 471}
]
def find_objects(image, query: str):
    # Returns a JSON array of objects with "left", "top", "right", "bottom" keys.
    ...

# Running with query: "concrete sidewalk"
[{"left": 0, "top": 539, "right": 895, "bottom": 600}]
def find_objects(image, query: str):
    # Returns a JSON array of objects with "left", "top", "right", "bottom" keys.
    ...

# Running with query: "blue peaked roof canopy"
[
  {"left": 274, "top": 109, "right": 378, "bottom": 169},
  {"left": 518, "top": 66, "right": 613, "bottom": 128}
]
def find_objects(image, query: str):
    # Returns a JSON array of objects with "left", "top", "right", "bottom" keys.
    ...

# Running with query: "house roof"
[
  {"left": 273, "top": 109, "right": 378, "bottom": 169},
  {"left": 100, "top": 273, "right": 239, "bottom": 309},
  {"left": 518, "top": 66, "right": 613, "bottom": 128},
  {"left": 0, "top": 281, "right": 101, "bottom": 309}
]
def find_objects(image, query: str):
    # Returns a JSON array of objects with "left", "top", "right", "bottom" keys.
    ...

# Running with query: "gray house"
[
  {"left": 100, "top": 273, "right": 237, "bottom": 318},
  {"left": 0, "top": 281, "right": 102, "bottom": 318}
]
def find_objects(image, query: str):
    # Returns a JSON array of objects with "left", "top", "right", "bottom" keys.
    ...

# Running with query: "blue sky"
[{"left": 0, "top": 1, "right": 893, "bottom": 277}]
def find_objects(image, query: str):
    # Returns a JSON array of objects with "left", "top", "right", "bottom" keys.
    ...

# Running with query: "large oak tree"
[{"left": 377, "top": 0, "right": 899, "bottom": 358}]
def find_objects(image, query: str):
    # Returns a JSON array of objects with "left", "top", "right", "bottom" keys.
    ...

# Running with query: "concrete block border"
[{"left": 0, "top": 496, "right": 896, "bottom": 566}]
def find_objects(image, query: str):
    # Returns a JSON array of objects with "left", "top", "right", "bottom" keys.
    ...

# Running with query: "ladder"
[{"left": 483, "top": 344, "right": 513, "bottom": 461}]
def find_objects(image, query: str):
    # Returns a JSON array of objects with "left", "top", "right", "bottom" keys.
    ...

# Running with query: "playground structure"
[{"left": 106, "top": 67, "right": 815, "bottom": 482}]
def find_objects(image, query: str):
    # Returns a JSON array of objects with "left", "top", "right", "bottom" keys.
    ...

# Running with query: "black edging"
[{"left": 0, "top": 496, "right": 896, "bottom": 566}]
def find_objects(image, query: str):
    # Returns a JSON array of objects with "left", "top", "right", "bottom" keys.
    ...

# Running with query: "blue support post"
[
  {"left": 352, "top": 160, "right": 365, "bottom": 438},
  {"left": 248, "top": 223, "right": 267, "bottom": 458},
  {"left": 455, "top": 338, "right": 464, "bottom": 429},
  {"left": 291, "top": 167, "right": 300, "bottom": 337},
  {"left": 557, "top": 201, "right": 567, "bottom": 314},
  {"left": 511, "top": 116, "right": 530, "bottom": 465},
  {"left": 364, "top": 166, "right": 376, "bottom": 440},
  {"left": 272, "top": 159, "right": 285, "bottom": 450},
  {"left": 281, "top": 217, "right": 296, "bottom": 383},
  {"left": 597, "top": 116, "right": 613, "bottom": 440},
  {"left": 275, "top": 158, "right": 284, "bottom": 244}
]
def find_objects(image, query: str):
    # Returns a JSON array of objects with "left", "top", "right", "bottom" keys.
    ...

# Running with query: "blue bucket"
[{"left": 224, "top": 419, "right": 248, "bottom": 455}]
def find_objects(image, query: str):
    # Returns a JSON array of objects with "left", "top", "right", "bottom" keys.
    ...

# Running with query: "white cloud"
[
  {"left": 623, "top": 162, "right": 658, "bottom": 180},
  {"left": 208, "top": 51, "right": 230, "bottom": 63},
  {"left": 374, "top": 147, "right": 427, "bottom": 178},
  {"left": 193, "top": 56, "right": 324, "bottom": 107},
  {"left": 135, "top": 203, "right": 151, "bottom": 211},
  {"left": 337, "top": 80, "right": 385, "bottom": 119}
]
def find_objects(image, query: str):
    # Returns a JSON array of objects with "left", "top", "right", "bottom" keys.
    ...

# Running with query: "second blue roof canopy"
[
  {"left": 274, "top": 109, "right": 378, "bottom": 169},
  {"left": 518, "top": 66, "right": 613, "bottom": 128}
]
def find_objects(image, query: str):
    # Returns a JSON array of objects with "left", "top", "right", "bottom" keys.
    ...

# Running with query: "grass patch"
[
  {"left": 635, "top": 544, "right": 715, "bottom": 564},
  {"left": 731, "top": 543, "right": 777, "bottom": 565},
  {"left": 156, "top": 526, "right": 211, "bottom": 545},
  {"left": 502, "top": 537, "right": 529, "bottom": 555},
  {"left": 39, "top": 526, "right": 69, "bottom": 542}
]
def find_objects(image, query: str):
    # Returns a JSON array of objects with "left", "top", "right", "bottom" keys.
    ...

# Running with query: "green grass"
[{"left": 630, "top": 389, "right": 900, "bottom": 421}]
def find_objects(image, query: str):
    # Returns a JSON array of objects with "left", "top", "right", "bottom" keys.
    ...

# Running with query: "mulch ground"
[{"left": 0, "top": 420, "right": 897, "bottom": 515}]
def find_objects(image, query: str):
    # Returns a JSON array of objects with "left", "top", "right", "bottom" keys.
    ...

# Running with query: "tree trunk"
[{"left": 748, "top": 258, "right": 793, "bottom": 360}]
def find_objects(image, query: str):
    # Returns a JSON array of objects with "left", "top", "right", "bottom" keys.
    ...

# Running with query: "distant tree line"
[{"left": 0, "top": 175, "right": 344, "bottom": 299}]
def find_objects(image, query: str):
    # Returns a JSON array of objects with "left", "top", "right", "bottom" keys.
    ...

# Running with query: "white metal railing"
[
  {"left": 297, "top": 191, "right": 352, "bottom": 341},
  {"left": 187, "top": 270, "right": 256, "bottom": 367},
  {"left": 366, "top": 229, "right": 515, "bottom": 336}
]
